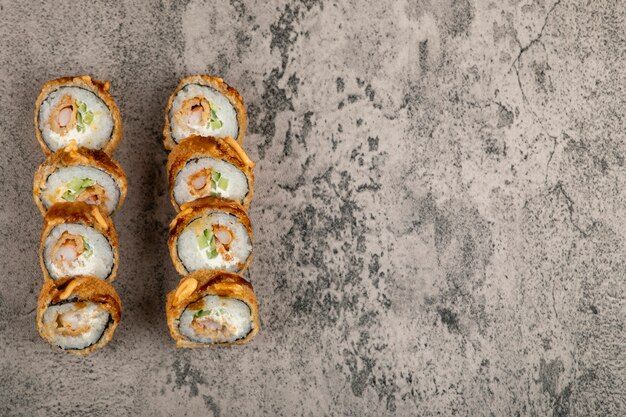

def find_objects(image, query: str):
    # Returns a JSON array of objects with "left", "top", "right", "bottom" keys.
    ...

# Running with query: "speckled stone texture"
[{"left": 0, "top": 0, "right": 624, "bottom": 415}]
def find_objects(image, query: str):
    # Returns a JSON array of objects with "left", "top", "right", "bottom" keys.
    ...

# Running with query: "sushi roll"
[
  {"left": 163, "top": 75, "right": 247, "bottom": 150},
  {"left": 33, "top": 143, "right": 127, "bottom": 216},
  {"left": 166, "top": 270, "right": 259, "bottom": 347},
  {"left": 167, "top": 135, "right": 255, "bottom": 211},
  {"left": 37, "top": 275, "right": 121, "bottom": 355},
  {"left": 40, "top": 202, "right": 119, "bottom": 282},
  {"left": 169, "top": 197, "right": 253, "bottom": 275},
  {"left": 34, "top": 75, "right": 122, "bottom": 155}
]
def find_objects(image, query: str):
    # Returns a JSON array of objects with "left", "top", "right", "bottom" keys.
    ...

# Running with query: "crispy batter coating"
[
  {"left": 163, "top": 75, "right": 247, "bottom": 150},
  {"left": 166, "top": 271, "right": 259, "bottom": 348},
  {"left": 167, "top": 135, "right": 254, "bottom": 211},
  {"left": 37, "top": 276, "right": 122, "bottom": 356},
  {"left": 34, "top": 75, "right": 123, "bottom": 156},
  {"left": 39, "top": 202, "right": 119, "bottom": 282},
  {"left": 33, "top": 144, "right": 127, "bottom": 216}
]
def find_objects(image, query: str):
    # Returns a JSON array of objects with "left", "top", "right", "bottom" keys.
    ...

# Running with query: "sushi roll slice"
[
  {"left": 167, "top": 135, "right": 255, "bottom": 211},
  {"left": 33, "top": 143, "right": 127, "bottom": 216},
  {"left": 40, "top": 202, "right": 119, "bottom": 282},
  {"left": 34, "top": 75, "right": 122, "bottom": 155},
  {"left": 166, "top": 270, "right": 259, "bottom": 347},
  {"left": 169, "top": 197, "right": 253, "bottom": 275},
  {"left": 37, "top": 275, "right": 121, "bottom": 355},
  {"left": 163, "top": 75, "right": 247, "bottom": 150}
]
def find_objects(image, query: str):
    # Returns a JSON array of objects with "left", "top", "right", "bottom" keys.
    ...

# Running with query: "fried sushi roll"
[
  {"left": 167, "top": 135, "right": 255, "bottom": 211},
  {"left": 37, "top": 276, "right": 121, "bottom": 355},
  {"left": 34, "top": 75, "right": 122, "bottom": 155},
  {"left": 169, "top": 197, "right": 252, "bottom": 275},
  {"left": 40, "top": 202, "right": 119, "bottom": 282},
  {"left": 33, "top": 143, "right": 127, "bottom": 216},
  {"left": 166, "top": 271, "right": 259, "bottom": 347},
  {"left": 163, "top": 75, "right": 247, "bottom": 150}
]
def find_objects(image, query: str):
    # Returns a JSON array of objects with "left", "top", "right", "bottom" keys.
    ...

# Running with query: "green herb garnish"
[{"left": 75, "top": 100, "right": 94, "bottom": 132}]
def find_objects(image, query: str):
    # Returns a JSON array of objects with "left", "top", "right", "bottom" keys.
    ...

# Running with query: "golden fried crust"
[
  {"left": 33, "top": 145, "right": 128, "bottom": 216},
  {"left": 168, "top": 196, "right": 253, "bottom": 275},
  {"left": 163, "top": 75, "right": 247, "bottom": 151},
  {"left": 166, "top": 135, "right": 255, "bottom": 211},
  {"left": 39, "top": 202, "right": 119, "bottom": 282},
  {"left": 34, "top": 75, "right": 123, "bottom": 156},
  {"left": 37, "top": 276, "right": 122, "bottom": 356},
  {"left": 166, "top": 271, "right": 259, "bottom": 348}
]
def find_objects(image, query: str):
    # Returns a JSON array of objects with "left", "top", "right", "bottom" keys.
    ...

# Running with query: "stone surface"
[{"left": 0, "top": 0, "right": 624, "bottom": 415}]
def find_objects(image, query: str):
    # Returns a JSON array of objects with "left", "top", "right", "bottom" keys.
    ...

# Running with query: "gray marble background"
[{"left": 0, "top": 0, "right": 624, "bottom": 415}]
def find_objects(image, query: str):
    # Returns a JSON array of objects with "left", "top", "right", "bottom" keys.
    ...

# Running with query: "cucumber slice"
[
  {"left": 67, "top": 178, "right": 84, "bottom": 191},
  {"left": 193, "top": 309, "right": 212, "bottom": 319}
]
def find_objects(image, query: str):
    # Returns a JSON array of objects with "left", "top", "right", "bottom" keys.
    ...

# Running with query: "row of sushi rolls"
[{"left": 33, "top": 75, "right": 259, "bottom": 355}]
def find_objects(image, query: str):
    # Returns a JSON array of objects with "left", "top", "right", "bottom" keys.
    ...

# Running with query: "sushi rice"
[
  {"left": 38, "top": 87, "right": 114, "bottom": 152},
  {"left": 173, "top": 157, "right": 248, "bottom": 207},
  {"left": 41, "top": 166, "right": 120, "bottom": 213},
  {"left": 179, "top": 295, "right": 253, "bottom": 344},
  {"left": 43, "top": 223, "right": 114, "bottom": 281},
  {"left": 41, "top": 300, "right": 111, "bottom": 350},
  {"left": 176, "top": 212, "right": 251, "bottom": 273},
  {"left": 169, "top": 84, "right": 238, "bottom": 143}
]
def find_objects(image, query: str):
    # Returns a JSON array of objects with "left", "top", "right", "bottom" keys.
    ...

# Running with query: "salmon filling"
[{"left": 48, "top": 95, "right": 77, "bottom": 135}]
